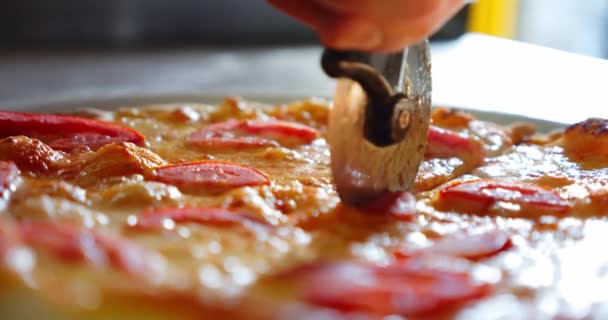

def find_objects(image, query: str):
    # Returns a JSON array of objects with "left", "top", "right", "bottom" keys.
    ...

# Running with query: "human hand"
[{"left": 268, "top": 0, "right": 467, "bottom": 52}]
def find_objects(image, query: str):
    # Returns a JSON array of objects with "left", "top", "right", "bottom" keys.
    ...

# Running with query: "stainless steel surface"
[
  {"left": 0, "top": 34, "right": 606, "bottom": 122},
  {"left": 0, "top": 46, "right": 331, "bottom": 111},
  {"left": 326, "top": 42, "right": 432, "bottom": 206}
]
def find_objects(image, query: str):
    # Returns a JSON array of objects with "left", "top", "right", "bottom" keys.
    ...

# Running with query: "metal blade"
[{"left": 325, "top": 41, "right": 432, "bottom": 206}]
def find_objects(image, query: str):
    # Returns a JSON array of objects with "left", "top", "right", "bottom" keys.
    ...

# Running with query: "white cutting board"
[{"left": 432, "top": 33, "right": 608, "bottom": 123}]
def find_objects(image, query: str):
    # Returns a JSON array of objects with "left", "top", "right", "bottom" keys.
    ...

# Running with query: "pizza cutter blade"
[{"left": 322, "top": 41, "right": 432, "bottom": 206}]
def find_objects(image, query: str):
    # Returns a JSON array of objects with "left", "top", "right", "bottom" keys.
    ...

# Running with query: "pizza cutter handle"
[{"left": 321, "top": 49, "right": 411, "bottom": 147}]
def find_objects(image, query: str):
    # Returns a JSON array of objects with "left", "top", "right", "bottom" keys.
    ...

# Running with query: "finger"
[
  {"left": 266, "top": 0, "right": 336, "bottom": 30},
  {"left": 319, "top": 0, "right": 466, "bottom": 52},
  {"left": 317, "top": 17, "right": 384, "bottom": 51},
  {"left": 319, "top": 14, "right": 438, "bottom": 52},
  {"left": 269, "top": 0, "right": 466, "bottom": 52},
  {"left": 374, "top": 0, "right": 466, "bottom": 52},
  {"left": 316, "top": 0, "right": 462, "bottom": 20},
  {"left": 268, "top": 0, "right": 384, "bottom": 50}
]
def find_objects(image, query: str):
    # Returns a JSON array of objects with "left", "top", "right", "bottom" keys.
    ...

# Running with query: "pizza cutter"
[{"left": 321, "top": 42, "right": 432, "bottom": 206}]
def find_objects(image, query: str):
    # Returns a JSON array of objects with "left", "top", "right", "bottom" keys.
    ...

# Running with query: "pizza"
[{"left": 0, "top": 97, "right": 607, "bottom": 320}]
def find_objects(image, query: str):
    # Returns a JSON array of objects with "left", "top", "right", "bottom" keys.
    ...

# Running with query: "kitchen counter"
[{"left": 1, "top": 33, "right": 606, "bottom": 123}]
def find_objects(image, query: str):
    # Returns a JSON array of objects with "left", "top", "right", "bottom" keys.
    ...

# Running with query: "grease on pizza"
[{"left": 0, "top": 98, "right": 607, "bottom": 320}]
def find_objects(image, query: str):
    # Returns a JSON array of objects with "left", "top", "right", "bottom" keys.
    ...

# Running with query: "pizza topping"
[
  {"left": 10, "top": 196, "right": 109, "bottom": 230},
  {"left": 169, "top": 106, "right": 201, "bottom": 122},
  {"left": 0, "top": 228, "right": 34, "bottom": 275},
  {"left": 188, "top": 119, "right": 319, "bottom": 149},
  {"left": 431, "top": 109, "right": 513, "bottom": 156},
  {"left": 436, "top": 179, "right": 571, "bottom": 216},
  {"left": 508, "top": 122, "right": 537, "bottom": 145},
  {"left": 589, "top": 188, "right": 608, "bottom": 216},
  {"left": 14, "top": 179, "right": 88, "bottom": 205},
  {"left": 207, "top": 97, "right": 261, "bottom": 121},
  {"left": 60, "top": 142, "right": 167, "bottom": 187},
  {"left": 0, "top": 161, "right": 20, "bottom": 194},
  {"left": 0, "top": 220, "right": 22, "bottom": 266},
  {"left": 0, "top": 137, "right": 166, "bottom": 186},
  {"left": 0, "top": 111, "right": 145, "bottom": 152},
  {"left": 275, "top": 261, "right": 492, "bottom": 317},
  {"left": 0, "top": 136, "right": 65, "bottom": 174},
  {"left": 100, "top": 178, "right": 182, "bottom": 207},
  {"left": 360, "top": 191, "right": 416, "bottom": 221},
  {"left": 426, "top": 126, "right": 485, "bottom": 168},
  {"left": 467, "top": 120, "right": 514, "bottom": 156},
  {"left": 0, "top": 161, "right": 20, "bottom": 211},
  {"left": 68, "top": 108, "right": 114, "bottom": 121},
  {"left": 222, "top": 184, "right": 338, "bottom": 227},
  {"left": 431, "top": 107, "right": 474, "bottom": 128},
  {"left": 1, "top": 100, "right": 606, "bottom": 318},
  {"left": 562, "top": 118, "right": 608, "bottom": 163},
  {"left": 414, "top": 126, "right": 487, "bottom": 192},
  {"left": 19, "top": 221, "right": 163, "bottom": 277},
  {"left": 395, "top": 230, "right": 512, "bottom": 260},
  {"left": 414, "top": 157, "right": 467, "bottom": 193},
  {"left": 473, "top": 145, "right": 575, "bottom": 183},
  {"left": 268, "top": 99, "right": 330, "bottom": 129},
  {"left": 473, "top": 144, "right": 608, "bottom": 202},
  {"left": 151, "top": 161, "right": 270, "bottom": 194},
  {"left": 0, "top": 221, "right": 16, "bottom": 256},
  {"left": 130, "top": 207, "right": 266, "bottom": 231}
]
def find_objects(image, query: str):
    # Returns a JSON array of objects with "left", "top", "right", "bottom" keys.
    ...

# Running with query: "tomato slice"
[
  {"left": 0, "top": 111, "right": 145, "bottom": 151},
  {"left": 275, "top": 261, "right": 492, "bottom": 317},
  {"left": 19, "top": 221, "right": 160, "bottom": 276},
  {"left": 395, "top": 230, "right": 512, "bottom": 260},
  {"left": 0, "top": 161, "right": 19, "bottom": 194},
  {"left": 188, "top": 119, "right": 319, "bottom": 149},
  {"left": 360, "top": 192, "right": 416, "bottom": 221},
  {"left": 151, "top": 161, "right": 270, "bottom": 193},
  {"left": 437, "top": 180, "right": 571, "bottom": 216},
  {"left": 131, "top": 207, "right": 265, "bottom": 231}
]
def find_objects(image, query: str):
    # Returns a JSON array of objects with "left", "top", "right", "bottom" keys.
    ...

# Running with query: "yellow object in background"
[{"left": 467, "top": 0, "right": 519, "bottom": 38}]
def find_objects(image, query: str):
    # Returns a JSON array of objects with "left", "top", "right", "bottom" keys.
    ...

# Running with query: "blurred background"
[
  {"left": 1, "top": 0, "right": 607, "bottom": 122},
  {"left": 1, "top": 0, "right": 607, "bottom": 58}
]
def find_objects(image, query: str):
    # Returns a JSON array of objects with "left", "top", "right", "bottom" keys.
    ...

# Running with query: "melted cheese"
[{"left": 0, "top": 98, "right": 607, "bottom": 320}]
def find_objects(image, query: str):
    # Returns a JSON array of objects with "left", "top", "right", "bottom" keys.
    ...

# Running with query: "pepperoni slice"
[
  {"left": 426, "top": 126, "right": 485, "bottom": 167},
  {"left": 19, "top": 221, "right": 160, "bottom": 276},
  {"left": 131, "top": 207, "right": 265, "bottom": 231},
  {"left": 360, "top": 192, "right": 416, "bottom": 221},
  {"left": 0, "top": 161, "right": 19, "bottom": 194},
  {"left": 275, "top": 261, "right": 492, "bottom": 317},
  {"left": 437, "top": 180, "right": 571, "bottom": 216},
  {"left": 0, "top": 220, "right": 21, "bottom": 266},
  {"left": 151, "top": 161, "right": 270, "bottom": 193},
  {"left": 395, "top": 230, "right": 512, "bottom": 260},
  {"left": 188, "top": 119, "right": 319, "bottom": 149},
  {"left": 0, "top": 111, "right": 145, "bottom": 151}
]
